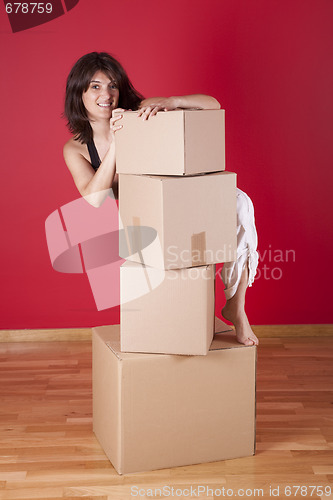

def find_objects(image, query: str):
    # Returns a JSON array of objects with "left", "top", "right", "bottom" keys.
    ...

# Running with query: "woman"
[{"left": 63, "top": 52, "right": 259, "bottom": 346}]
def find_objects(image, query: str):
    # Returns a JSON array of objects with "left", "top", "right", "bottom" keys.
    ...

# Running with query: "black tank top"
[
  {"left": 87, "top": 138, "right": 118, "bottom": 199},
  {"left": 87, "top": 139, "right": 101, "bottom": 171}
]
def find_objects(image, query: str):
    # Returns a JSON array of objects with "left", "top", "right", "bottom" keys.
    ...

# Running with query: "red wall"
[{"left": 0, "top": 0, "right": 332, "bottom": 328}]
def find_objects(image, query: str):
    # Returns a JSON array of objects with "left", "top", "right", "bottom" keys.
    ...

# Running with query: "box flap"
[{"left": 215, "top": 315, "right": 233, "bottom": 333}]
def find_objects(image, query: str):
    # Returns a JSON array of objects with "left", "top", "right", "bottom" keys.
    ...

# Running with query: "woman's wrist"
[
  {"left": 170, "top": 96, "right": 181, "bottom": 108},
  {"left": 172, "top": 94, "right": 221, "bottom": 110}
]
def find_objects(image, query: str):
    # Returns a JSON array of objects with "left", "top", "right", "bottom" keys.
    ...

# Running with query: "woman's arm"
[
  {"left": 138, "top": 94, "right": 221, "bottom": 120},
  {"left": 63, "top": 140, "right": 117, "bottom": 207},
  {"left": 63, "top": 111, "right": 123, "bottom": 207}
]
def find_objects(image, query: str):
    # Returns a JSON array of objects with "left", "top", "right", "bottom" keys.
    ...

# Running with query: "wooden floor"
[{"left": 0, "top": 335, "right": 332, "bottom": 499}]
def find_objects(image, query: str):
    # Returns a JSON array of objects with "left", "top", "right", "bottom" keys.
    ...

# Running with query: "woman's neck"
[{"left": 90, "top": 119, "right": 112, "bottom": 143}]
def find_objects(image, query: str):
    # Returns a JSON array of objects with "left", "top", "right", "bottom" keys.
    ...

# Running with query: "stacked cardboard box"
[
  {"left": 92, "top": 109, "right": 256, "bottom": 474},
  {"left": 117, "top": 110, "right": 237, "bottom": 355},
  {"left": 93, "top": 321, "right": 256, "bottom": 475}
]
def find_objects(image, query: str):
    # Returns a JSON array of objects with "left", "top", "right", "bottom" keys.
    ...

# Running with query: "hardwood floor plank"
[
  {"left": 1, "top": 325, "right": 332, "bottom": 343},
  {"left": 0, "top": 337, "right": 332, "bottom": 499}
]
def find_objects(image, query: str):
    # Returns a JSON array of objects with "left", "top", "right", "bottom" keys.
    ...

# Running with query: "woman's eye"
[{"left": 92, "top": 85, "right": 99, "bottom": 89}]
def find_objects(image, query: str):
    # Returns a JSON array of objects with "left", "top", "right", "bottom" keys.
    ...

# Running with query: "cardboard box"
[
  {"left": 115, "top": 109, "right": 225, "bottom": 176},
  {"left": 92, "top": 322, "right": 256, "bottom": 475},
  {"left": 120, "top": 262, "right": 215, "bottom": 355},
  {"left": 119, "top": 171, "right": 237, "bottom": 270}
]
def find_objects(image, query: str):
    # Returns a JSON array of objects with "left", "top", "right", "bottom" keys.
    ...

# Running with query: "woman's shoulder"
[
  {"left": 63, "top": 137, "right": 89, "bottom": 161},
  {"left": 64, "top": 136, "right": 85, "bottom": 154},
  {"left": 63, "top": 137, "right": 91, "bottom": 172}
]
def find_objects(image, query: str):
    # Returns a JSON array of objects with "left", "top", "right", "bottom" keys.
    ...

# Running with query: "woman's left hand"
[
  {"left": 110, "top": 108, "right": 125, "bottom": 139},
  {"left": 138, "top": 97, "right": 179, "bottom": 120}
]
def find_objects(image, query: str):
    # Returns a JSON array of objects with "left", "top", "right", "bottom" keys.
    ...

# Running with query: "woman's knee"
[{"left": 236, "top": 189, "right": 253, "bottom": 226}]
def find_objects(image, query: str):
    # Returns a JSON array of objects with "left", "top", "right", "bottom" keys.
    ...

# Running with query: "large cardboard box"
[
  {"left": 92, "top": 323, "right": 256, "bottom": 475},
  {"left": 115, "top": 109, "right": 225, "bottom": 176},
  {"left": 119, "top": 171, "right": 237, "bottom": 270},
  {"left": 120, "top": 262, "right": 215, "bottom": 355}
]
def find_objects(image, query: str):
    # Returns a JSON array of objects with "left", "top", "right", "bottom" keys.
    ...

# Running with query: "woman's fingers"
[
  {"left": 110, "top": 113, "right": 123, "bottom": 134},
  {"left": 137, "top": 107, "right": 149, "bottom": 119},
  {"left": 112, "top": 125, "right": 123, "bottom": 132},
  {"left": 140, "top": 106, "right": 153, "bottom": 120},
  {"left": 150, "top": 106, "right": 161, "bottom": 117},
  {"left": 110, "top": 114, "right": 123, "bottom": 124},
  {"left": 138, "top": 104, "right": 166, "bottom": 120},
  {"left": 112, "top": 108, "right": 125, "bottom": 117},
  {"left": 111, "top": 104, "right": 170, "bottom": 125},
  {"left": 137, "top": 97, "right": 178, "bottom": 119}
]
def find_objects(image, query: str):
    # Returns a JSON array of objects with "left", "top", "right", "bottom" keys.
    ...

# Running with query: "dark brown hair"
[{"left": 64, "top": 52, "right": 144, "bottom": 143}]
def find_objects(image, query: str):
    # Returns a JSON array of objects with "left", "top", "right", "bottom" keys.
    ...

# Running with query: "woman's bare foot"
[
  {"left": 222, "top": 302, "right": 259, "bottom": 346},
  {"left": 221, "top": 264, "right": 259, "bottom": 346}
]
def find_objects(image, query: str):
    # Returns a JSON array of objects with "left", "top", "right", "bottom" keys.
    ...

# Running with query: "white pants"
[{"left": 221, "top": 188, "right": 259, "bottom": 300}]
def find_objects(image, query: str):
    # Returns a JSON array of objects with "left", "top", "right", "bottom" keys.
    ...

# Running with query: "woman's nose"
[{"left": 101, "top": 87, "right": 112, "bottom": 98}]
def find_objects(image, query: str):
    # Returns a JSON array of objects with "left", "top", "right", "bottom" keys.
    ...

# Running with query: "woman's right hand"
[{"left": 110, "top": 108, "right": 125, "bottom": 139}]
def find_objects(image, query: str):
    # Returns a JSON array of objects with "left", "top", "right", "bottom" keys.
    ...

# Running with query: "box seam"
[
  {"left": 254, "top": 346, "right": 257, "bottom": 455},
  {"left": 183, "top": 111, "right": 186, "bottom": 175},
  {"left": 210, "top": 264, "right": 216, "bottom": 352},
  {"left": 160, "top": 179, "right": 164, "bottom": 258},
  {"left": 119, "top": 358, "right": 124, "bottom": 474}
]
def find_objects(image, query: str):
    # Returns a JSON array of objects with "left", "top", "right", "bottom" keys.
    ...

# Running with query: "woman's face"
[{"left": 82, "top": 70, "right": 119, "bottom": 121}]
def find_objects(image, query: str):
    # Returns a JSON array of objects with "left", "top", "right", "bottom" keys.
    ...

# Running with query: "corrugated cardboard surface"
[
  {"left": 119, "top": 171, "right": 237, "bottom": 270},
  {"left": 119, "top": 174, "right": 165, "bottom": 269},
  {"left": 120, "top": 263, "right": 215, "bottom": 355},
  {"left": 115, "top": 109, "right": 225, "bottom": 176},
  {"left": 184, "top": 110, "right": 225, "bottom": 174},
  {"left": 93, "top": 324, "right": 256, "bottom": 475},
  {"left": 92, "top": 328, "right": 122, "bottom": 473}
]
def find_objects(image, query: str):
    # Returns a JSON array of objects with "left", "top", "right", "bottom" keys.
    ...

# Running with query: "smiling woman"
[
  {"left": 62, "top": 51, "right": 259, "bottom": 347},
  {"left": 63, "top": 52, "right": 220, "bottom": 203},
  {"left": 63, "top": 52, "right": 144, "bottom": 201}
]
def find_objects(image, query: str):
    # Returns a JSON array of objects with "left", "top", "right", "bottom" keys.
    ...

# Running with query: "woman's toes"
[{"left": 244, "top": 338, "right": 255, "bottom": 346}]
